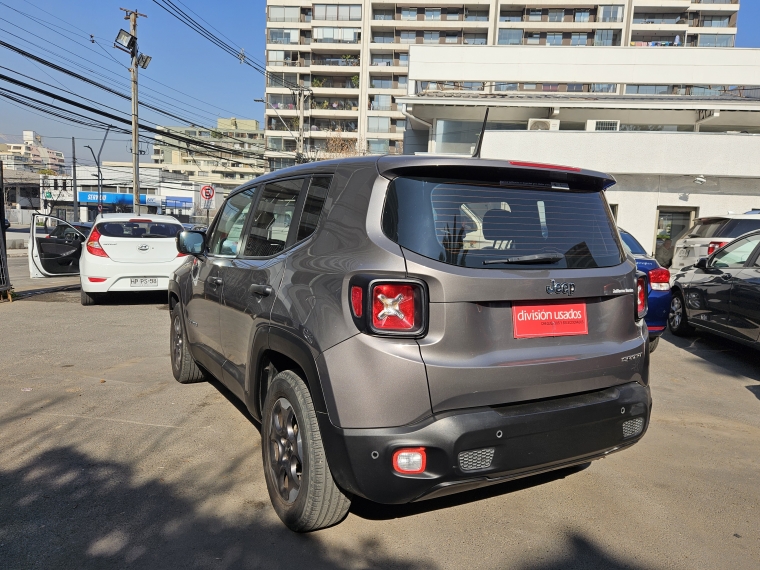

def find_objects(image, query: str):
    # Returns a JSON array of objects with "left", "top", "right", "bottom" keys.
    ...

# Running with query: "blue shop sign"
[
  {"left": 139, "top": 195, "right": 193, "bottom": 208},
  {"left": 78, "top": 191, "right": 133, "bottom": 205}
]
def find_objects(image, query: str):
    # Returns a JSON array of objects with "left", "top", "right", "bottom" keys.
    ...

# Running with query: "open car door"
[{"left": 28, "top": 214, "right": 87, "bottom": 278}]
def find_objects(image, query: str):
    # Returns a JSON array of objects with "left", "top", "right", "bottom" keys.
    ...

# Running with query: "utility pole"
[
  {"left": 297, "top": 88, "right": 305, "bottom": 161},
  {"left": 119, "top": 8, "right": 147, "bottom": 214},
  {"left": 71, "top": 137, "right": 78, "bottom": 222},
  {"left": 0, "top": 160, "right": 6, "bottom": 246}
]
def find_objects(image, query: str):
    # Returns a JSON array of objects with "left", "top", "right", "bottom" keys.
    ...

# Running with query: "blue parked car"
[{"left": 619, "top": 229, "right": 672, "bottom": 352}]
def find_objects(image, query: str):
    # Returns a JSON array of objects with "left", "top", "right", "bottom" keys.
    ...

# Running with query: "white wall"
[
  {"left": 408, "top": 45, "right": 760, "bottom": 86},
  {"left": 479, "top": 130, "right": 760, "bottom": 177}
]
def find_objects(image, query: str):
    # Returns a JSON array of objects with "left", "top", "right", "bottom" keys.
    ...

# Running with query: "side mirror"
[
  {"left": 177, "top": 230, "right": 206, "bottom": 256},
  {"left": 696, "top": 257, "right": 709, "bottom": 270}
]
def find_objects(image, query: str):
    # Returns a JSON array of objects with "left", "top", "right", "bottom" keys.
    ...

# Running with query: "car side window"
[
  {"left": 711, "top": 236, "right": 760, "bottom": 269},
  {"left": 208, "top": 188, "right": 256, "bottom": 256},
  {"left": 244, "top": 178, "right": 303, "bottom": 257},
  {"left": 296, "top": 176, "right": 332, "bottom": 242}
]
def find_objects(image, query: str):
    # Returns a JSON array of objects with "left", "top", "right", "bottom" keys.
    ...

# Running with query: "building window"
[
  {"left": 398, "top": 52, "right": 409, "bottom": 66},
  {"left": 594, "top": 30, "right": 617, "bottom": 46},
  {"left": 268, "top": 6, "right": 300, "bottom": 22},
  {"left": 591, "top": 84, "right": 617, "bottom": 93},
  {"left": 401, "top": 8, "right": 417, "bottom": 21},
  {"left": 599, "top": 6, "right": 623, "bottom": 23},
  {"left": 463, "top": 82, "right": 484, "bottom": 91},
  {"left": 370, "top": 94, "right": 392, "bottom": 110},
  {"left": 528, "top": 9, "right": 542, "bottom": 22},
  {"left": 397, "top": 75, "right": 408, "bottom": 87},
  {"left": 268, "top": 29, "right": 299, "bottom": 44},
  {"left": 444, "top": 32, "right": 458, "bottom": 43},
  {"left": 543, "top": 83, "right": 559, "bottom": 92},
  {"left": 494, "top": 82, "right": 518, "bottom": 91},
  {"left": 396, "top": 119, "right": 406, "bottom": 131},
  {"left": 425, "top": 8, "right": 441, "bottom": 21},
  {"left": 625, "top": 85, "right": 672, "bottom": 95},
  {"left": 367, "top": 139, "right": 390, "bottom": 154},
  {"left": 313, "top": 27, "right": 360, "bottom": 43},
  {"left": 498, "top": 29, "right": 523, "bottom": 45},
  {"left": 434, "top": 119, "right": 481, "bottom": 154},
  {"left": 465, "top": 9, "right": 488, "bottom": 21},
  {"left": 373, "top": 9, "right": 393, "bottom": 20},
  {"left": 525, "top": 33, "right": 540, "bottom": 45},
  {"left": 701, "top": 16, "right": 730, "bottom": 28},
  {"left": 522, "top": 83, "right": 538, "bottom": 90},
  {"left": 424, "top": 31, "right": 440, "bottom": 44},
  {"left": 567, "top": 84, "right": 584, "bottom": 92},
  {"left": 500, "top": 11, "right": 521, "bottom": 22},
  {"left": 446, "top": 9, "right": 460, "bottom": 21},
  {"left": 371, "top": 54, "right": 392, "bottom": 66},
  {"left": 313, "top": 4, "right": 361, "bottom": 21},
  {"left": 546, "top": 33, "right": 563, "bottom": 46},
  {"left": 548, "top": 9, "right": 564, "bottom": 22},
  {"left": 373, "top": 32, "right": 393, "bottom": 43},
  {"left": 698, "top": 34, "right": 734, "bottom": 47},
  {"left": 464, "top": 33, "right": 487, "bottom": 45},
  {"left": 370, "top": 76, "right": 392, "bottom": 89},
  {"left": 400, "top": 30, "right": 417, "bottom": 44},
  {"left": 368, "top": 117, "right": 391, "bottom": 132},
  {"left": 268, "top": 72, "right": 297, "bottom": 87},
  {"left": 571, "top": 33, "right": 587, "bottom": 46},
  {"left": 575, "top": 10, "right": 590, "bottom": 23}
]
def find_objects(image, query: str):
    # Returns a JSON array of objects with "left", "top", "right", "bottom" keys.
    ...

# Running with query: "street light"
[
  {"left": 136, "top": 53, "right": 151, "bottom": 69},
  {"left": 114, "top": 29, "right": 136, "bottom": 53}
]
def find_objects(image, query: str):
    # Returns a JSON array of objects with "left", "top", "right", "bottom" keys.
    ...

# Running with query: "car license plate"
[
  {"left": 678, "top": 248, "right": 689, "bottom": 257},
  {"left": 130, "top": 278, "right": 158, "bottom": 287},
  {"left": 513, "top": 302, "right": 588, "bottom": 339}
]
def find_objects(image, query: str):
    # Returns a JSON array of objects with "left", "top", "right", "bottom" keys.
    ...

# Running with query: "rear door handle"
[
  {"left": 211, "top": 277, "right": 223, "bottom": 286},
  {"left": 249, "top": 284, "right": 273, "bottom": 297}
]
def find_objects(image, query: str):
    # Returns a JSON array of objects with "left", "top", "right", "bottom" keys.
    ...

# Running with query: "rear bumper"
[
  {"left": 320, "top": 381, "right": 651, "bottom": 504},
  {"left": 646, "top": 289, "right": 671, "bottom": 338},
  {"left": 80, "top": 257, "right": 188, "bottom": 292}
]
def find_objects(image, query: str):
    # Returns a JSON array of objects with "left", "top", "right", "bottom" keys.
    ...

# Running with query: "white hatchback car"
[
  {"left": 671, "top": 215, "right": 760, "bottom": 271},
  {"left": 28, "top": 213, "right": 190, "bottom": 305}
]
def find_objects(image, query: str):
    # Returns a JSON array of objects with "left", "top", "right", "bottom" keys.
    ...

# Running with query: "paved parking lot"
[{"left": 0, "top": 283, "right": 758, "bottom": 569}]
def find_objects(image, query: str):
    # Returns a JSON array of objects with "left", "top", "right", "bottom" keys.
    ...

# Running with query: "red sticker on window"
[{"left": 513, "top": 302, "right": 589, "bottom": 339}]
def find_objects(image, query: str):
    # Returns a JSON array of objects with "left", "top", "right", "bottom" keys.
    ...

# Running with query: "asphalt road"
[{"left": 0, "top": 292, "right": 758, "bottom": 569}]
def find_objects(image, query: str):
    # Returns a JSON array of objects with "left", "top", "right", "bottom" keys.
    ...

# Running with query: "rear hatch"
[
  {"left": 96, "top": 219, "right": 184, "bottom": 263},
  {"left": 672, "top": 217, "right": 760, "bottom": 270},
  {"left": 379, "top": 162, "right": 645, "bottom": 413}
]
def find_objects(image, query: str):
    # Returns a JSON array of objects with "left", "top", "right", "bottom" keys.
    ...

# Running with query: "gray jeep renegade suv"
[{"left": 170, "top": 156, "right": 651, "bottom": 532}]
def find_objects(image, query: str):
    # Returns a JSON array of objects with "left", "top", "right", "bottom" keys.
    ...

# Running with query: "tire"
[
  {"left": 648, "top": 336, "right": 660, "bottom": 353},
  {"left": 170, "top": 303, "right": 206, "bottom": 384},
  {"left": 262, "top": 370, "right": 351, "bottom": 532},
  {"left": 80, "top": 289, "right": 99, "bottom": 306},
  {"left": 668, "top": 289, "right": 695, "bottom": 337}
]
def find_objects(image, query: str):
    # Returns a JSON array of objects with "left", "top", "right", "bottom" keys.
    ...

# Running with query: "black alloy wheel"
[
  {"left": 170, "top": 303, "right": 206, "bottom": 383},
  {"left": 668, "top": 290, "right": 695, "bottom": 336}
]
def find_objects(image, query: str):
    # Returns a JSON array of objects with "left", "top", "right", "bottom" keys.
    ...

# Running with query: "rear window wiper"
[{"left": 483, "top": 253, "right": 565, "bottom": 265}]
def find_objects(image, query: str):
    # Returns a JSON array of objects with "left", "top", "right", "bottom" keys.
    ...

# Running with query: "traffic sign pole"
[{"left": 200, "top": 185, "right": 215, "bottom": 227}]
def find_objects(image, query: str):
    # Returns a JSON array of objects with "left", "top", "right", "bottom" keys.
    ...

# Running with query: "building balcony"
[{"left": 498, "top": 21, "right": 625, "bottom": 30}]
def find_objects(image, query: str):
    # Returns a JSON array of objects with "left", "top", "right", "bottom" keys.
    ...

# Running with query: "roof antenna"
[{"left": 471, "top": 107, "right": 490, "bottom": 159}]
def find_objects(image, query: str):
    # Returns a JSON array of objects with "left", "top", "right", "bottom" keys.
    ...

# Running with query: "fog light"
[
  {"left": 392, "top": 447, "right": 426, "bottom": 474},
  {"left": 622, "top": 417, "right": 644, "bottom": 438}
]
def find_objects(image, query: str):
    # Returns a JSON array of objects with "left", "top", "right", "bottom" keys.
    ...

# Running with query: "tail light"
[
  {"left": 636, "top": 275, "right": 648, "bottom": 320},
  {"left": 392, "top": 448, "right": 426, "bottom": 474},
  {"left": 707, "top": 241, "right": 728, "bottom": 255},
  {"left": 648, "top": 267, "right": 670, "bottom": 291},
  {"left": 349, "top": 278, "right": 427, "bottom": 337},
  {"left": 86, "top": 227, "right": 109, "bottom": 258}
]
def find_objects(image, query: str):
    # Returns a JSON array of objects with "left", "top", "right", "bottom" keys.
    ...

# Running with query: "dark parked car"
[
  {"left": 619, "top": 229, "right": 671, "bottom": 352},
  {"left": 169, "top": 156, "right": 651, "bottom": 532},
  {"left": 669, "top": 229, "right": 760, "bottom": 347},
  {"left": 3, "top": 218, "right": 9, "bottom": 230}
]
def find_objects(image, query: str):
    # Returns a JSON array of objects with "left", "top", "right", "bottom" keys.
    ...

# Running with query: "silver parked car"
[{"left": 671, "top": 215, "right": 760, "bottom": 272}]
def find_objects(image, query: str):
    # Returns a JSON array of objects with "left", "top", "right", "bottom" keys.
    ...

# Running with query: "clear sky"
[{"left": 0, "top": 0, "right": 759, "bottom": 167}]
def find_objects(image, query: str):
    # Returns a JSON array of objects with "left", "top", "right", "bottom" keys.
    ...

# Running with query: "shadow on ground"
[
  {"left": 661, "top": 331, "right": 760, "bottom": 382},
  {"left": 0, "top": 446, "right": 652, "bottom": 570}
]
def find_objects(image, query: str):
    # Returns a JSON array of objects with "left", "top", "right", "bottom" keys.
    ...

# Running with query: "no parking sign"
[{"left": 200, "top": 185, "right": 215, "bottom": 210}]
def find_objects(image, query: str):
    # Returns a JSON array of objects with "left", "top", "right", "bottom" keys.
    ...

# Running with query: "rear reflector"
[
  {"left": 648, "top": 267, "right": 671, "bottom": 291},
  {"left": 622, "top": 417, "right": 644, "bottom": 438},
  {"left": 508, "top": 160, "right": 582, "bottom": 172},
  {"left": 87, "top": 277, "right": 107, "bottom": 282},
  {"left": 351, "top": 286, "right": 363, "bottom": 317},
  {"left": 636, "top": 276, "right": 648, "bottom": 320},
  {"left": 707, "top": 241, "right": 728, "bottom": 255},
  {"left": 392, "top": 447, "right": 426, "bottom": 474}
]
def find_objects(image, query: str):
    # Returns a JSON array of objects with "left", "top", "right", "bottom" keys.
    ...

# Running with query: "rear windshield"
[
  {"left": 685, "top": 219, "right": 729, "bottom": 239},
  {"left": 382, "top": 177, "right": 624, "bottom": 269},
  {"left": 619, "top": 231, "right": 647, "bottom": 255},
  {"left": 97, "top": 221, "right": 183, "bottom": 238},
  {"left": 714, "top": 218, "right": 760, "bottom": 239}
]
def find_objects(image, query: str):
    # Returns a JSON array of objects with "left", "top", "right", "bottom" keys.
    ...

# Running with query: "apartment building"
[
  {"left": 263, "top": 1, "right": 740, "bottom": 169},
  {"left": 0, "top": 130, "right": 66, "bottom": 174},
  {"left": 151, "top": 118, "right": 266, "bottom": 192}
]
